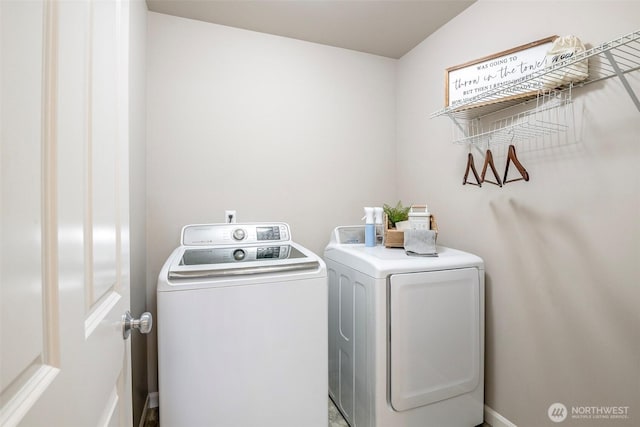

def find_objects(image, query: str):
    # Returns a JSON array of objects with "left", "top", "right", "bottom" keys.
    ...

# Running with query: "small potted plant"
[
  {"left": 382, "top": 201, "right": 410, "bottom": 248},
  {"left": 383, "top": 201, "right": 410, "bottom": 231}
]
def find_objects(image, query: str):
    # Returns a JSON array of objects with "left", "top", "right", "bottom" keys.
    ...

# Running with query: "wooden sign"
[{"left": 445, "top": 36, "right": 557, "bottom": 109}]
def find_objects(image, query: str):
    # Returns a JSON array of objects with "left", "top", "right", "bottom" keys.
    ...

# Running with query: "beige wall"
[
  {"left": 397, "top": 1, "right": 640, "bottom": 426},
  {"left": 146, "top": 11, "right": 397, "bottom": 392}
]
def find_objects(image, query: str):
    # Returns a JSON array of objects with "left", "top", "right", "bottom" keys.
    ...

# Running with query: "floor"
[
  {"left": 328, "top": 398, "right": 349, "bottom": 427},
  {"left": 142, "top": 406, "right": 159, "bottom": 427},
  {"left": 142, "top": 400, "right": 349, "bottom": 427},
  {"left": 143, "top": 401, "right": 491, "bottom": 426},
  {"left": 327, "top": 398, "right": 492, "bottom": 427}
]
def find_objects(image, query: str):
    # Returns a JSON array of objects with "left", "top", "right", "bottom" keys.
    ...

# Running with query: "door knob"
[{"left": 122, "top": 310, "right": 153, "bottom": 339}]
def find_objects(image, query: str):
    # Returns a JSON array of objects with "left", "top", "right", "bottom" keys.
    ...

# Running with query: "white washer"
[
  {"left": 157, "top": 223, "right": 328, "bottom": 427},
  {"left": 324, "top": 226, "right": 485, "bottom": 427}
]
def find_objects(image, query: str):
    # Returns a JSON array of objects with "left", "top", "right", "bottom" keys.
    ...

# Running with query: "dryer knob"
[{"left": 232, "top": 228, "right": 246, "bottom": 241}]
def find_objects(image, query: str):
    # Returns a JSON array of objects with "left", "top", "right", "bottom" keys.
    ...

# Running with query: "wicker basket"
[{"left": 384, "top": 214, "right": 438, "bottom": 248}]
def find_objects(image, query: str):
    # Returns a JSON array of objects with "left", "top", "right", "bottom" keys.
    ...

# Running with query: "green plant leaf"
[{"left": 383, "top": 201, "right": 410, "bottom": 227}]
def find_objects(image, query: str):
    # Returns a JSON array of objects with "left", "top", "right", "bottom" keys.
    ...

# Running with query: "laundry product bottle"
[
  {"left": 363, "top": 207, "right": 375, "bottom": 247},
  {"left": 374, "top": 207, "right": 384, "bottom": 245},
  {"left": 408, "top": 204, "right": 431, "bottom": 230}
]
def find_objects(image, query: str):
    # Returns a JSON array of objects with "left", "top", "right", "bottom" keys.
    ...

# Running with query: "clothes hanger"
[
  {"left": 480, "top": 148, "right": 502, "bottom": 187},
  {"left": 463, "top": 152, "right": 481, "bottom": 187},
  {"left": 503, "top": 144, "right": 530, "bottom": 183}
]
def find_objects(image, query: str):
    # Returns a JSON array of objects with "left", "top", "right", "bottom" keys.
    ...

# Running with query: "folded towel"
[{"left": 404, "top": 229, "right": 438, "bottom": 257}]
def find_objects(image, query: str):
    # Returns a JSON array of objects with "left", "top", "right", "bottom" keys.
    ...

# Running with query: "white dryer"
[
  {"left": 157, "top": 222, "right": 327, "bottom": 427},
  {"left": 324, "top": 226, "right": 485, "bottom": 427}
]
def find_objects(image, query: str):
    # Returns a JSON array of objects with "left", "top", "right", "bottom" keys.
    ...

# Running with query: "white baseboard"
[
  {"left": 138, "top": 392, "right": 159, "bottom": 427},
  {"left": 485, "top": 405, "right": 517, "bottom": 427}
]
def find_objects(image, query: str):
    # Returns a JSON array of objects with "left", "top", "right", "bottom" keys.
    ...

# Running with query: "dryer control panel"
[{"left": 181, "top": 223, "right": 290, "bottom": 246}]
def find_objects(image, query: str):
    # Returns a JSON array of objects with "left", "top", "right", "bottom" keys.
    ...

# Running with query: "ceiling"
[{"left": 145, "top": 0, "right": 476, "bottom": 59}]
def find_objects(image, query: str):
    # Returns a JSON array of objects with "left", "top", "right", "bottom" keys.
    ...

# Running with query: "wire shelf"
[
  {"left": 451, "top": 89, "right": 573, "bottom": 147},
  {"left": 432, "top": 30, "right": 640, "bottom": 121}
]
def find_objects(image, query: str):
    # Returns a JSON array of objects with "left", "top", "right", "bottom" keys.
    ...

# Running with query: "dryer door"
[{"left": 389, "top": 268, "right": 481, "bottom": 411}]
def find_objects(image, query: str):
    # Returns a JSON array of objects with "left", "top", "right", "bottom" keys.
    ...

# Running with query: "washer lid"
[{"left": 167, "top": 243, "right": 320, "bottom": 280}]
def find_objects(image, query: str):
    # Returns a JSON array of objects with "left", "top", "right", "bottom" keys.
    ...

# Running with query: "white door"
[{"left": 1, "top": 1, "right": 137, "bottom": 426}]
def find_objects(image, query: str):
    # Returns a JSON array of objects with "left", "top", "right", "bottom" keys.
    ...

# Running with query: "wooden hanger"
[
  {"left": 463, "top": 152, "right": 481, "bottom": 187},
  {"left": 503, "top": 144, "right": 530, "bottom": 184},
  {"left": 480, "top": 149, "right": 502, "bottom": 187}
]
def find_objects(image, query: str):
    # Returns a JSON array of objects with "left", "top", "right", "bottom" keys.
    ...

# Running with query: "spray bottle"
[
  {"left": 363, "top": 207, "right": 375, "bottom": 247},
  {"left": 374, "top": 207, "right": 384, "bottom": 245}
]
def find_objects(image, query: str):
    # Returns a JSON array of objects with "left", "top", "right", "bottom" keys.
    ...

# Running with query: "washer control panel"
[{"left": 181, "top": 223, "right": 291, "bottom": 246}]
